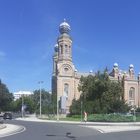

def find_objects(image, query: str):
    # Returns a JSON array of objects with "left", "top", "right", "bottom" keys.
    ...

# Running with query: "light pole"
[
  {"left": 21, "top": 94, "right": 24, "bottom": 118},
  {"left": 131, "top": 106, "right": 136, "bottom": 122},
  {"left": 138, "top": 73, "right": 140, "bottom": 107},
  {"left": 38, "top": 81, "right": 44, "bottom": 118},
  {"left": 81, "top": 101, "right": 83, "bottom": 122},
  {"left": 57, "top": 92, "right": 59, "bottom": 121}
]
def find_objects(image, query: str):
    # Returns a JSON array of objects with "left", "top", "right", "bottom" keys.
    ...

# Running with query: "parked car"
[
  {"left": 3, "top": 112, "right": 12, "bottom": 120},
  {"left": 0, "top": 112, "right": 4, "bottom": 117}
]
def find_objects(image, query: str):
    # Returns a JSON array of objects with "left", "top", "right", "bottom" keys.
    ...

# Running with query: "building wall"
[{"left": 124, "top": 80, "right": 139, "bottom": 107}]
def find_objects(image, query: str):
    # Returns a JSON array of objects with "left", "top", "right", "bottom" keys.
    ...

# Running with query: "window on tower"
[
  {"left": 60, "top": 45, "right": 63, "bottom": 54},
  {"left": 64, "top": 83, "right": 69, "bottom": 98},
  {"left": 65, "top": 45, "right": 69, "bottom": 54}
]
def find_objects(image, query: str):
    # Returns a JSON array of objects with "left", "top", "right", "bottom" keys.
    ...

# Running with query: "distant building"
[
  {"left": 52, "top": 20, "right": 140, "bottom": 113},
  {"left": 13, "top": 91, "right": 33, "bottom": 100}
]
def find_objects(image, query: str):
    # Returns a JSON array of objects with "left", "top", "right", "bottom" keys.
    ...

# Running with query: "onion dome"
[
  {"left": 124, "top": 71, "right": 127, "bottom": 74},
  {"left": 89, "top": 70, "right": 93, "bottom": 73},
  {"left": 59, "top": 19, "right": 71, "bottom": 34},
  {"left": 113, "top": 63, "right": 118, "bottom": 68},
  {"left": 54, "top": 44, "right": 58, "bottom": 52},
  {"left": 129, "top": 64, "right": 134, "bottom": 69}
]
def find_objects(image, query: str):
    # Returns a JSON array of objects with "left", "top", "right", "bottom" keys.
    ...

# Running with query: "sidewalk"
[
  {"left": 16, "top": 116, "right": 140, "bottom": 133},
  {"left": 0, "top": 124, "right": 25, "bottom": 138},
  {"left": 0, "top": 124, "right": 6, "bottom": 130}
]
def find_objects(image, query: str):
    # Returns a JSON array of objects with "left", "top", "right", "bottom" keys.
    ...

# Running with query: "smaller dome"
[
  {"left": 124, "top": 71, "right": 127, "bottom": 74},
  {"left": 114, "top": 63, "right": 118, "bottom": 68},
  {"left": 129, "top": 64, "right": 134, "bottom": 69},
  {"left": 75, "top": 69, "right": 78, "bottom": 72},
  {"left": 89, "top": 70, "right": 93, "bottom": 73},
  {"left": 55, "top": 44, "right": 58, "bottom": 47},
  {"left": 59, "top": 19, "right": 71, "bottom": 34},
  {"left": 54, "top": 44, "right": 58, "bottom": 52}
]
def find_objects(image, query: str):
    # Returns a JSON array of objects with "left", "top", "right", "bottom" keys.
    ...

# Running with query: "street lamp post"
[
  {"left": 57, "top": 93, "right": 59, "bottom": 121},
  {"left": 131, "top": 106, "right": 136, "bottom": 122},
  {"left": 81, "top": 101, "right": 83, "bottom": 122},
  {"left": 38, "top": 81, "right": 44, "bottom": 118},
  {"left": 22, "top": 94, "right": 24, "bottom": 118},
  {"left": 138, "top": 73, "right": 140, "bottom": 107}
]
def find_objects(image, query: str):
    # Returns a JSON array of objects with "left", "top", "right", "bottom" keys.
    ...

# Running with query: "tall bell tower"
[{"left": 52, "top": 20, "right": 76, "bottom": 113}]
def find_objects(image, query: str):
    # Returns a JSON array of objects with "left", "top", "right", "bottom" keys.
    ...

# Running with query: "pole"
[
  {"left": 22, "top": 95, "right": 24, "bottom": 118},
  {"left": 39, "top": 81, "right": 43, "bottom": 118},
  {"left": 138, "top": 75, "right": 140, "bottom": 107},
  {"left": 81, "top": 101, "right": 83, "bottom": 122},
  {"left": 133, "top": 108, "right": 136, "bottom": 122},
  {"left": 57, "top": 93, "right": 59, "bottom": 121}
]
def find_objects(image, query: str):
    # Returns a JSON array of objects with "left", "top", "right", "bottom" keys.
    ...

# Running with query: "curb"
[
  {"left": 0, "top": 124, "right": 6, "bottom": 130},
  {"left": 16, "top": 117, "right": 140, "bottom": 126},
  {"left": 0, "top": 124, "right": 26, "bottom": 138}
]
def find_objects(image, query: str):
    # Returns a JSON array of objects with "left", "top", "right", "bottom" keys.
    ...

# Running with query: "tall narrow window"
[
  {"left": 64, "top": 83, "right": 69, "bottom": 97},
  {"left": 65, "top": 45, "right": 69, "bottom": 54},
  {"left": 129, "top": 87, "right": 135, "bottom": 106},
  {"left": 61, "top": 45, "right": 63, "bottom": 54},
  {"left": 129, "top": 87, "right": 135, "bottom": 100}
]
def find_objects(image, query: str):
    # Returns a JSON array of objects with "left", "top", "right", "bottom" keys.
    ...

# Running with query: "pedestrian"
[{"left": 84, "top": 111, "right": 87, "bottom": 122}]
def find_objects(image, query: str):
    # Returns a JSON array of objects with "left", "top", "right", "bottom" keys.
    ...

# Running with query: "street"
[{"left": 1, "top": 120, "right": 140, "bottom": 140}]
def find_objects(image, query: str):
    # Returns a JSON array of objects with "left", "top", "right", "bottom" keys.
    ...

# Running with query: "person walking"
[{"left": 84, "top": 111, "right": 87, "bottom": 122}]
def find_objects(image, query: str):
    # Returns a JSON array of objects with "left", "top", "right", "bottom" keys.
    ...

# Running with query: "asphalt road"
[{"left": 1, "top": 120, "right": 140, "bottom": 140}]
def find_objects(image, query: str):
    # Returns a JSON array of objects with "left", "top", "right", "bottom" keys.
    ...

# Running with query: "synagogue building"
[{"left": 52, "top": 20, "right": 140, "bottom": 113}]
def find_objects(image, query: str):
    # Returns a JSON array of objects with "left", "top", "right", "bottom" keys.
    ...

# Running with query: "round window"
[{"left": 64, "top": 67, "right": 69, "bottom": 72}]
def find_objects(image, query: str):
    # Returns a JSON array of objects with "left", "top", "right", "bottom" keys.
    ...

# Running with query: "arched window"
[
  {"left": 65, "top": 45, "right": 68, "bottom": 54},
  {"left": 129, "top": 87, "right": 135, "bottom": 100},
  {"left": 60, "top": 45, "right": 63, "bottom": 54},
  {"left": 64, "top": 83, "right": 69, "bottom": 97}
]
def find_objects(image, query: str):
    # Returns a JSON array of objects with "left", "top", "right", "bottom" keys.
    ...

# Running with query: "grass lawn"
[
  {"left": 63, "top": 114, "right": 140, "bottom": 122},
  {"left": 40, "top": 113, "right": 140, "bottom": 122}
]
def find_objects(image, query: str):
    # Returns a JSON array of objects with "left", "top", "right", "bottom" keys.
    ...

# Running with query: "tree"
[
  {"left": 0, "top": 80, "right": 13, "bottom": 111},
  {"left": 32, "top": 89, "right": 52, "bottom": 114},
  {"left": 70, "top": 69, "right": 129, "bottom": 114}
]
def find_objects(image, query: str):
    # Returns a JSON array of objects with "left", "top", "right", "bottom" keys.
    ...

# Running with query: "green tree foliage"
[
  {"left": 32, "top": 89, "right": 53, "bottom": 114},
  {"left": 69, "top": 99, "right": 81, "bottom": 115},
  {"left": 70, "top": 70, "right": 129, "bottom": 114},
  {"left": 11, "top": 96, "right": 36, "bottom": 113},
  {"left": 12, "top": 89, "right": 53, "bottom": 114},
  {"left": 0, "top": 80, "right": 13, "bottom": 111}
]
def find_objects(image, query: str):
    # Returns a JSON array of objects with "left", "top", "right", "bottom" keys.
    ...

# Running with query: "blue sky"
[{"left": 0, "top": 0, "right": 140, "bottom": 93}]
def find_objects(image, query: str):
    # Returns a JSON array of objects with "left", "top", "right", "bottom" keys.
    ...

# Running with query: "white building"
[{"left": 13, "top": 91, "right": 33, "bottom": 100}]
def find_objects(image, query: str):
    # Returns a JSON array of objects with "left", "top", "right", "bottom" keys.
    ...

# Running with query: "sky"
[{"left": 0, "top": 0, "right": 140, "bottom": 93}]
